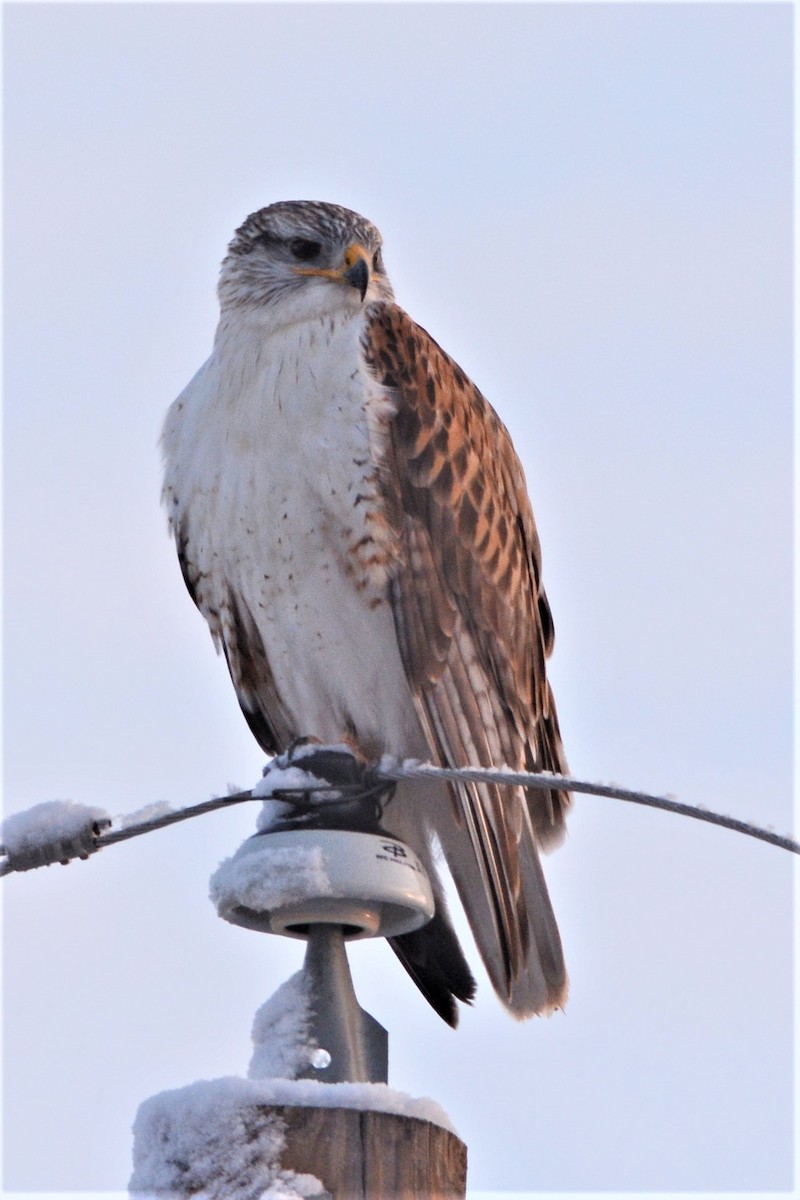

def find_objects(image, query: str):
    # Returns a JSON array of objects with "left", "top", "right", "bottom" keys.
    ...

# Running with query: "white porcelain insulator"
[{"left": 212, "top": 828, "right": 435, "bottom": 940}]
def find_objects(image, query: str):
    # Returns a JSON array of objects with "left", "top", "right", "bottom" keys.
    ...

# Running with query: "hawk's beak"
[
  {"left": 341, "top": 244, "right": 370, "bottom": 302},
  {"left": 292, "top": 242, "right": 371, "bottom": 303}
]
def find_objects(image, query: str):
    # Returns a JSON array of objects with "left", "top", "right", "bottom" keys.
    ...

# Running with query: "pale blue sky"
[{"left": 3, "top": 3, "right": 794, "bottom": 1196}]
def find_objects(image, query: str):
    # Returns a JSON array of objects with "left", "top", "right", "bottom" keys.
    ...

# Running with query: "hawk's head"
[{"left": 218, "top": 201, "right": 394, "bottom": 322}]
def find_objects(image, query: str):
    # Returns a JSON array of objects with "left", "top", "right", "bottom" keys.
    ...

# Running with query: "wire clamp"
[{"left": 1, "top": 800, "right": 111, "bottom": 872}]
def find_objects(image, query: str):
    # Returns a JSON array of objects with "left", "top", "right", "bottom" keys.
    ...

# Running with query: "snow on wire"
[{"left": 1, "top": 756, "right": 797, "bottom": 878}]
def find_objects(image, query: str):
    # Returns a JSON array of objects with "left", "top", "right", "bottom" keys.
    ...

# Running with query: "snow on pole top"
[
  {"left": 129, "top": 1073, "right": 458, "bottom": 1199},
  {"left": 129, "top": 1076, "right": 328, "bottom": 1200}
]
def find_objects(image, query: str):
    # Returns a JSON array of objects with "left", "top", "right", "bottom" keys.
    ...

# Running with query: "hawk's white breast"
[{"left": 163, "top": 309, "right": 422, "bottom": 757}]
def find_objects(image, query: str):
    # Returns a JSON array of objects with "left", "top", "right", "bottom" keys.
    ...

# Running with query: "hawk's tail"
[
  {"left": 437, "top": 777, "right": 569, "bottom": 1019},
  {"left": 388, "top": 900, "right": 476, "bottom": 1027}
]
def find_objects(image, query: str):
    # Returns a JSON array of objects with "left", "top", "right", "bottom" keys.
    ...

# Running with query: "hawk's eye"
[
  {"left": 372, "top": 249, "right": 384, "bottom": 273},
  {"left": 289, "top": 238, "right": 322, "bottom": 262}
]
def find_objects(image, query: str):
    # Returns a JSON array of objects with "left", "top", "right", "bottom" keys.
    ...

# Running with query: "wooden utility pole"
[
  {"left": 130, "top": 748, "right": 470, "bottom": 1198},
  {"left": 275, "top": 1105, "right": 468, "bottom": 1199}
]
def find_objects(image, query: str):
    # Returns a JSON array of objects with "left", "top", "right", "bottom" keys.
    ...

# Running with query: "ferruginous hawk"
[{"left": 162, "top": 201, "right": 570, "bottom": 1025}]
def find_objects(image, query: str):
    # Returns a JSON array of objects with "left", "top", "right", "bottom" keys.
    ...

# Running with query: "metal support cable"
[
  {"left": 380, "top": 761, "right": 800, "bottom": 855},
  {"left": 1, "top": 760, "right": 797, "bottom": 877}
]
